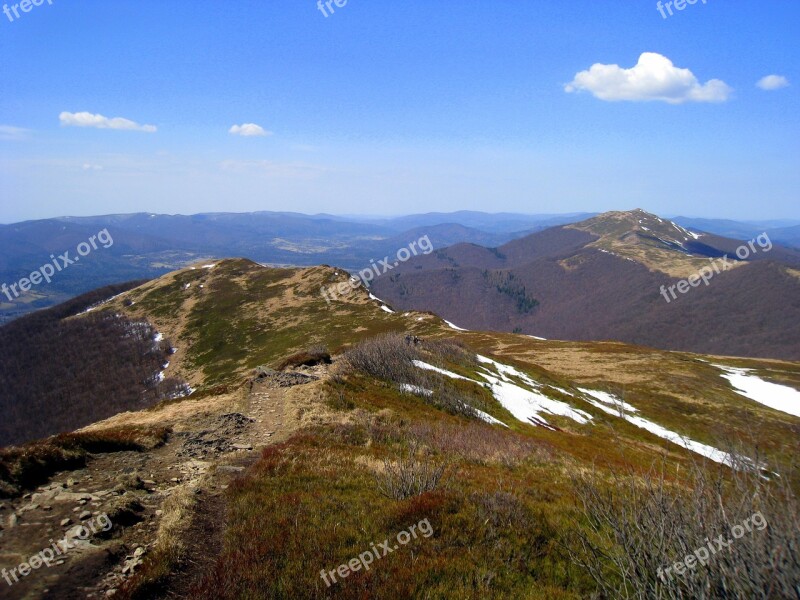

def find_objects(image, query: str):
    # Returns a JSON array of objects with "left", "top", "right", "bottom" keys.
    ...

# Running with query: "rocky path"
[{"left": 0, "top": 367, "right": 326, "bottom": 599}]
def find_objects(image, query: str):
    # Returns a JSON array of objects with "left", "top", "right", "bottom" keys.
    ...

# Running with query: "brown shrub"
[
  {"left": 375, "top": 439, "right": 450, "bottom": 500},
  {"left": 342, "top": 333, "right": 421, "bottom": 382}
]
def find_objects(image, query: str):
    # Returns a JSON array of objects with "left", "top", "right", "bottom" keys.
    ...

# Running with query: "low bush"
[
  {"left": 375, "top": 440, "right": 450, "bottom": 500},
  {"left": 342, "top": 333, "right": 421, "bottom": 382}
]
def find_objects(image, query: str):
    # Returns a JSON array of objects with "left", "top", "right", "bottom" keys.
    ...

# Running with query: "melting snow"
[
  {"left": 410, "top": 354, "right": 595, "bottom": 429},
  {"left": 153, "top": 333, "right": 164, "bottom": 343},
  {"left": 201, "top": 264, "right": 217, "bottom": 269},
  {"left": 444, "top": 319, "right": 468, "bottom": 331},
  {"left": 714, "top": 365, "right": 800, "bottom": 418},
  {"left": 527, "top": 335, "right": 547, "bottom": 341},
  {"left": 402, "top": 373, "right": 508, "bottom": 427},
  {"left": 578, "top": 388, "right": 638, "bottom": 414},
  {"left": 579, "top": 388, "right": 736, "bottom": 466},
  {"left": 400, "top": 383, "right": 433, "bottom": 396},
  {"left": 77, "top": 292, "right": 126, "bottom": 315},
  {"left": 169, "top": 384, "right": 194, "bottom": 400},
  {"left": 366, "top": 292, "right": 394, "bottom": 312},
  {"left": 476, "top": 355, "right": 593, "bottom": 427},
  {"left": 412, "top": 360, "right": 473, "bottom": 381},
  {"left": 473, "top": 408, "right": 509, "bottom": 427}
]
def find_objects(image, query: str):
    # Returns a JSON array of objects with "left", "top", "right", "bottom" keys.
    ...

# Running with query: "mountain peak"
[{"left": 566, "top": 210, "right": 715, "bottom": 277}]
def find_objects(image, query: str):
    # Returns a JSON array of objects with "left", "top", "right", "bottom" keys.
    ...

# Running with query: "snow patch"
[
  {"left": 579, "top": 388, "right": 736, "bottom": 466},
  {"left": 443, "top": 319, "right": 468, "bottom": 331},
  {"left": 400, "top": 384, "right": 433, "bottom": 396},
  {"left": 473, "top": 408, "right": 509, "bottom": 428},
  {"left": 714, "top": 365, "right": 800, "bottom": 418},
  {"left": 412, "top": 360, "right": 473, "bottom": 381},
  {"left": 476, "top": 355, "right": 593, "bottom": 427},
  {"left": 578, "top": 388, "right": 638, "bottom": 414},
  {"left": 77, "top": 292, "right": 126, "bottom": 315}
]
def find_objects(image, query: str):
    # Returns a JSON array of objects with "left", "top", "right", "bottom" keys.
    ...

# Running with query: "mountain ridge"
[{"left": 371, "top": 209, "right": 800, "bottom": 360}]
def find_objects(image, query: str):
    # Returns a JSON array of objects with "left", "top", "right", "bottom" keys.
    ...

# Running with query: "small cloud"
[
  {"left": 229, "top": 123, "right": 272, "bottom": 137},
  {"left": 0, "top": 125, "right": 30, "bottom": 141},
  {"left": 565, "top": 52, "right": 732, "bottom": 104},
  {"left": 82, "top": 163, "right": 103, "bottom": 171},
  {"left": 756, "top": 75, "right": 790, "bottom": 91},
  {"left": 59, "top": 111, "right": 157, "bottom": 132}
]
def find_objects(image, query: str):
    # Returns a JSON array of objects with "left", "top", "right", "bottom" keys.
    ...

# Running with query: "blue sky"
[{"left": 0, "top": 0, "right": 797, "bottom": 223}]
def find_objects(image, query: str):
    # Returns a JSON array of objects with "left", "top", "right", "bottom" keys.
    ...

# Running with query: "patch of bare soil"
[{"left": 0, "top": 366, "right": 330, "bottom": 600}]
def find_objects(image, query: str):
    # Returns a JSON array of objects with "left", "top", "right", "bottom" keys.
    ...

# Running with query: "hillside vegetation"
[{"left": 0, "top": 260, "right": 798, "bottom": 599}]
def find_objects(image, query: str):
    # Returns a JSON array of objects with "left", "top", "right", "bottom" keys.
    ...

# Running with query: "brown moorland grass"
[{"left": 185, "top": 425, "right": 585, "bottom": 599}]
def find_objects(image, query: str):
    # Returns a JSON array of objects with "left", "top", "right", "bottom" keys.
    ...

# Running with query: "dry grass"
[
  {"left": 116, "top": 479, "right": 201, "bottom": 600},
  {"left": 409, "top": 421, "right": 552, "bottom": 467}
]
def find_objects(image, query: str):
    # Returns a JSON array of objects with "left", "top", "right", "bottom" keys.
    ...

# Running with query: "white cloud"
[
  {"left": 82, "top": 163, "right": 103, "bottom": 171},
  {"left": 229, "top": 123, "right": 272, "bottom": 137},
  {"left": 59, "top": 111, "right": 157, "bottom": 132},
  {"left": 756, "top": 75, "right": 790, "bottom": 91},
  {"left": 565, "top": 52, "right": 733, "bottom": 104},
  {"left": 0, "top": 125, "right": 30, "bottom": 141}
]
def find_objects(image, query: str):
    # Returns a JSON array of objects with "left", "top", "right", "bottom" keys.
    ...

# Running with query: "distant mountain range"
[
  {"left": 673, "top": 216, "right": 800, "bottom": 249},
  {"left": 1, "top": 209, "right": 797, "bottom": 325},
  {"left": 0, "top": 211, "right": 589, "bottom": 323},
  {"left": 371, "top": 209, "right": 800, "bottom": 361}
]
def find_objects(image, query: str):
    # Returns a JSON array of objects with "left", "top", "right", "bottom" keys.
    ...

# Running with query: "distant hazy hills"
[
  {"left": 0, "top": 211, "right": 588, "bottom": 323},
  {"left": 673, "top": 216, "right": 800, "bottom": 249},
  {"left": 371, "top": 209, "right": 800, "bottom": 361},
  {"left": 1, "top": 209, "right": 797, "bottom": 327}
]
